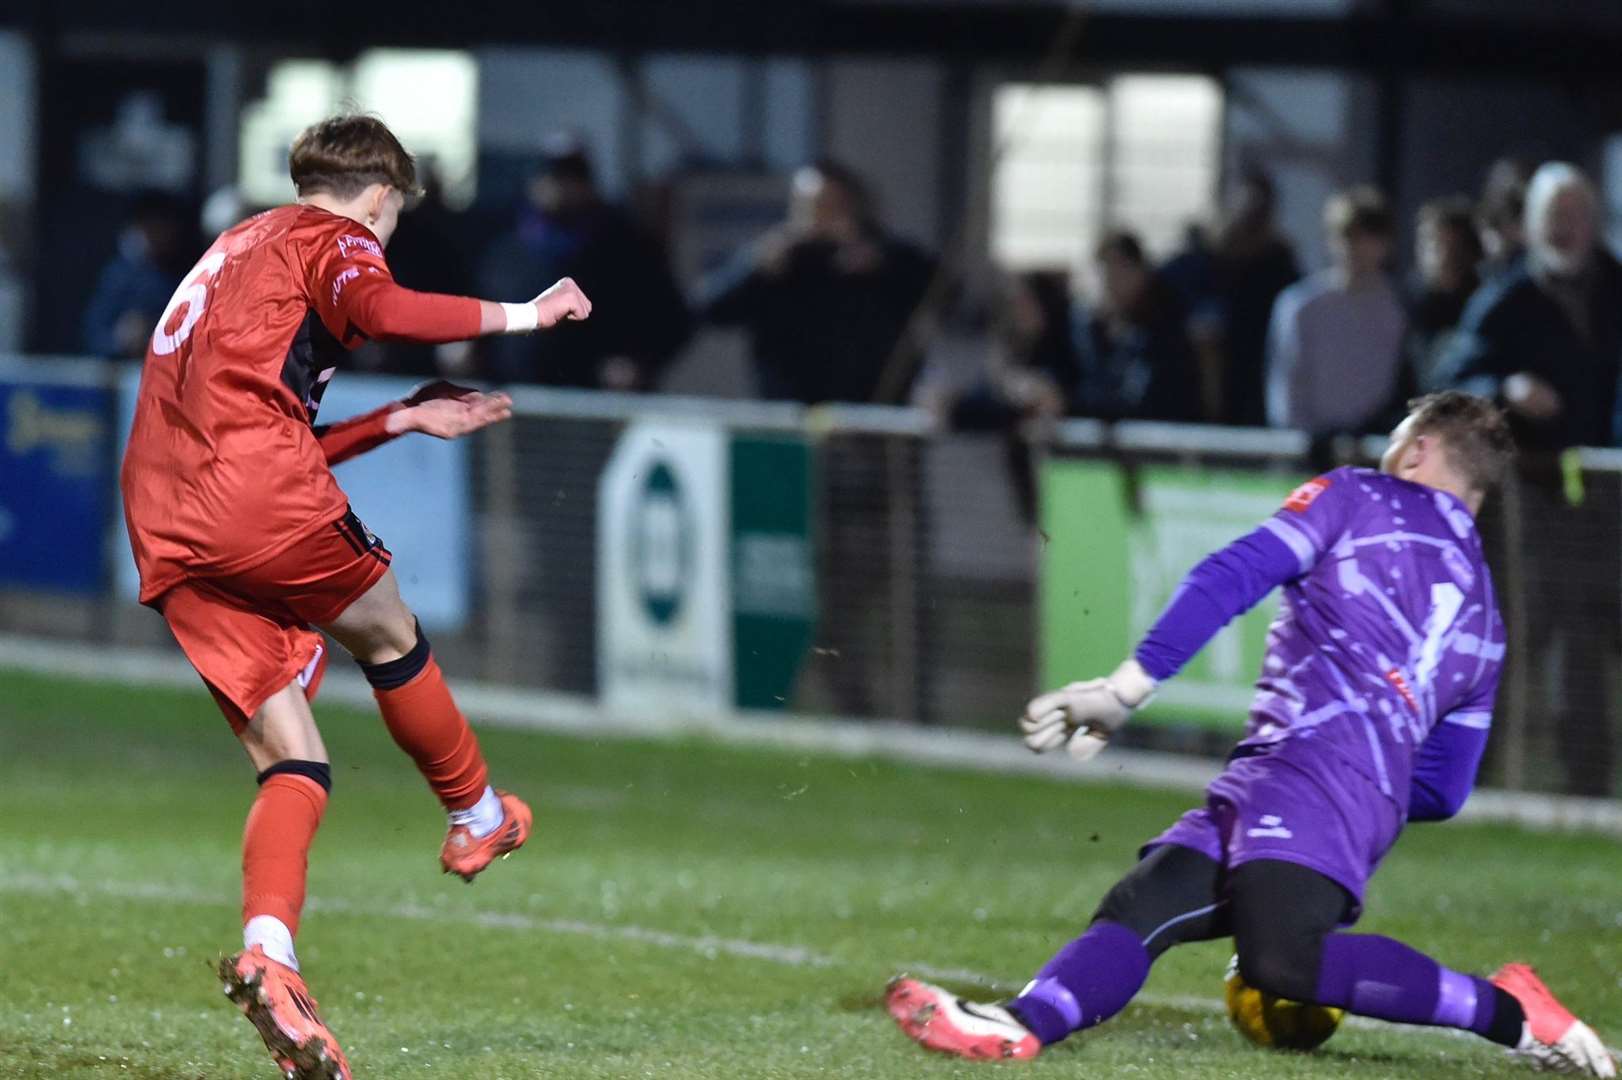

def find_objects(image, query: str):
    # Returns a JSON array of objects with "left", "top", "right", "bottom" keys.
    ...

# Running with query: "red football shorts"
[{"left": 156, "top": 508, "right": 392, "bottom": 733}]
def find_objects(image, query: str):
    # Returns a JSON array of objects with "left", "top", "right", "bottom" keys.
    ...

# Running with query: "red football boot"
[
  {"left": 440, "top": 789, "right": 532, "bottom": 882},
  {"left": 219, "top": 946, "right": 352, "bottom": 1080},
  {"left": 1492, "top": 963, "right": 1616, "bottom": 1077},
  {"left": 886, "top": 976, "right": 1041, "bottom": 1061}
]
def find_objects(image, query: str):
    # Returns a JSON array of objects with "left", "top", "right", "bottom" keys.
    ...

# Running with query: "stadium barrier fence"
[{"left": 1, "top": 354, "right": 1617, "bottom": 798}]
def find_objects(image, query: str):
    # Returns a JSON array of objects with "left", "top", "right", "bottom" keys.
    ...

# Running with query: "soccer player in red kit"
[{"left": 121, "top": 115, "right": 592, "bottom": 1080}]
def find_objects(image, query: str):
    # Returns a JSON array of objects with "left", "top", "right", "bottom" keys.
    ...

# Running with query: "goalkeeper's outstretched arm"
[{"left": 1020, "top": 519, "right": 1308, "bottom": 760}]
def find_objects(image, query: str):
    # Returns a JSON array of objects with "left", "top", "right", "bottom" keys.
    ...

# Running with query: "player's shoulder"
[
  {"left": 284, "top": 205, "right": 385, "bottom": 261},
  {"left": 1280, "top": 466, "right": 1361, "bottom": 513}
]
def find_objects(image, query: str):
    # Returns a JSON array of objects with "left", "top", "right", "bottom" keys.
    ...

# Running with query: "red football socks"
[
  {"left": 241, "top": 773, "right": 328, "bottom": 935},
  {"left": 373, "top": 657, "right": 489, "bottom": 812}
]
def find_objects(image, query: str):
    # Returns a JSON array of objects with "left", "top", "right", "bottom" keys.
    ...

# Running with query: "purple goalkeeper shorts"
[{"left": 1145, "top": 739, "right": 1404, "bottom": 920}]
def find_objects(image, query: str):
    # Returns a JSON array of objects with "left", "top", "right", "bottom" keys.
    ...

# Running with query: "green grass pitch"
[{"left": 1, "top": 669, "right": 1617, "bottom": 1078}]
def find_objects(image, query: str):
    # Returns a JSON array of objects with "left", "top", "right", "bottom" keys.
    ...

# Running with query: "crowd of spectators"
[{"left": 78, "top": 139, "right": 1622, "bottom": 461}]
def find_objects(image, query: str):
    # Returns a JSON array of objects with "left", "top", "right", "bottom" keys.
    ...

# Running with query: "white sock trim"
[
  {"left": 244, "top": 915, "right": 299, "bottom": 972},
  {"left": 450, "top": 785, "right": 504, "bottom": 839}
]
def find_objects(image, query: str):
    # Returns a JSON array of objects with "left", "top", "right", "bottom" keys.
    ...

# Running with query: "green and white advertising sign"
[
  {"left": 1039, "top": 460, "right": 1302, "bottom": 730},
  {"left": 731, "top": 435, "right": 816, "bottom": 710},
  {"left": 598, "top": 422, "right": 733, "bottom": 715},
  {"left": 598, "top": 421, "right": 815, "bottom": 715}
]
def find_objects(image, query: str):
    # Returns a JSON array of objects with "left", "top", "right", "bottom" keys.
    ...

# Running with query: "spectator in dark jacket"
[
  {"left": 697, "top": 160, "right": 937, "bottom": 404},
  {"left": 1439, "top": 163, "right": 1622, "bottom": 452},
  {"left": 1405, "top": 196, "right": 1483, "bottom": 393},
  {"left": 477, "top": 134, "right": 691, "bottom": 389},
  {"left": 1476, "top": 156, "right": 1533, "bottom": 281},
  {"left": 1436, "top": 161, "right": 1622, "bottom": 797},
  {"left": 1202, "top": 169, "right": 1300, "bottom": 426},
  {"left": 82, "top": 191, "right": 190, "bottom": 359},
  {"left": 1073, "top": 231, "right": 1199, "bottom": 422}
]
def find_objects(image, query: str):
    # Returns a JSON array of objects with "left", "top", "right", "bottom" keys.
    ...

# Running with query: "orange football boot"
[
  {"left": 1492, "top": 963, "right": 1616, "bottom": 1078},
  {"left": 886, "top": 976, "right": 1041, "bottom": 1061},
  {"left": 440, "top": 789, "right": 532, "bottom": 882},
  {"left": 219, "top": 946, "right": 352, "bottom": 1080}
]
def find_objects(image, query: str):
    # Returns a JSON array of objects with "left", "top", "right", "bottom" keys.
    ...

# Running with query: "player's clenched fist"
[
  {"left": 1019, "top": 658, "right": 1156, "bottom": 761},
  {"left": 533, "top": 277, "right": 592, "bottom": 327}
]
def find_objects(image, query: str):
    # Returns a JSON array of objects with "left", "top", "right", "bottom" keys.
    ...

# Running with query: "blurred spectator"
[
  {"left": 938, "top": 270, "right": 1078, "bottom": 524},
  {"left": 1405, "top": 195, "right": 1483, "bottom": 393},
  {"left": 1476, "top": 156, "right": 1533, "bottom": 279},
  {"left": 945, "top": 270, "right": 1076, "bottom": 431},
  {"left": 697, "top": 159, "right": 937, "bottom": 404},
  {"left": 1265, "top": 186, "right": 1406, "bottom": 438},
  {"left": 477, "top": 133, "right": 690, "bottom": 389},
  {"left": 1439, "top": 163, "right": 1622, "bottom": 451},
  {"left": 1072, "top": 231, "right": 1199, "bottom": 422},
  {"left": 81, "top": 191, "right": 189, "bottom": 359},
  {"left": 1436, "top": 161, "right": 1622, "bottom": 796},
  {"left": 1171, "top": 168, "right": 1300, "bottom": 427}
]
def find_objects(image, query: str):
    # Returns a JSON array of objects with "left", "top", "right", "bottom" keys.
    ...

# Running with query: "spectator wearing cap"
[
  {"left": 696, "top": 159, "right": 937, "bottom": 404},
  {"left": 476, "top": 135, "right": 690, "bottom": 389},
  {"left": 1265, "top": 186, "right": 1406, "bottom": 438},
  {"left": 1435, "top": 161, "right": 1622, "bottom": 797}
]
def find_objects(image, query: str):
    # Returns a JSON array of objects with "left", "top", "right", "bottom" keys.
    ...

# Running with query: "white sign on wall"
[{"left": 596, "top": 421, "right": 732, "bottom": 716}]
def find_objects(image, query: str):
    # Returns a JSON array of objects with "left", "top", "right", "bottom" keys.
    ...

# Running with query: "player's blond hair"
[
  {"left": 289, "top": 115, "right": 421, "bottom": 200},
  {"left": 1407, "top": 391, "right": 1515, "bottom": 494}
]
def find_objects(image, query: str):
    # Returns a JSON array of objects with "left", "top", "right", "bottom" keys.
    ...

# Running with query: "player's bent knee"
[
  {"left": 1232, "top": 934, "right": 1323, "bottom": 998},
  {"left": 257, "top": 759, "right": 333, "bottom": 793},
  {"left": 1234, "top": 941, "right": 1320, "bottom": 1004},
  {"left": 357, "top": 619, "right": 431, "bottom": 690}
]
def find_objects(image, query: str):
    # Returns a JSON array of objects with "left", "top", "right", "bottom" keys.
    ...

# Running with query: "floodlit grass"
[{"left": 1, "top": 669, "right": 1617, "bottom": 1078}]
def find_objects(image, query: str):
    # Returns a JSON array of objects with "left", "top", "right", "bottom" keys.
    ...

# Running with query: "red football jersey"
[{"left": 121, "top": 204, "right": 481, "bottom": 604}]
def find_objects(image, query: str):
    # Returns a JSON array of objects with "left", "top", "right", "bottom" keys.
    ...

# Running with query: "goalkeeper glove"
[{"left": 1019, "top": 658, "right": 1157, "bottom": 761}]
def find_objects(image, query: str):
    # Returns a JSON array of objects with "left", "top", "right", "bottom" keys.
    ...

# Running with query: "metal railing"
[{"left": 0, "top": 356, "right": 1617, "bottom": 797}]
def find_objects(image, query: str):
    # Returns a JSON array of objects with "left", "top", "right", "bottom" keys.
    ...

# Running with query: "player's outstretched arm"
[
  {"left": 341, "top": 276, "right": 592, "bottom": 345},
  {"left": 1023, "top": 473, "right": 1350, "bottom": 761},
  {"left": 315, "top": 381, "right": 514, "bottom": 466}
]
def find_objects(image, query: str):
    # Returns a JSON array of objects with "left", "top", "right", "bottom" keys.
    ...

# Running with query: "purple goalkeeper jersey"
[{"left": 1135, "top": 466, "right": 1504, "bottom": 815}]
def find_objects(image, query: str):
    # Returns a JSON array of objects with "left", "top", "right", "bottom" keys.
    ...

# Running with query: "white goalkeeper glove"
[{"left": 1019, "top": 658, "right": 1157, "bottom": 762}]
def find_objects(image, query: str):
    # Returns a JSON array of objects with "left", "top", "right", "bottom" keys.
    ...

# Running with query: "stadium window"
[
  {"left": 992, "top": 74, "right": 1221, "bottom": 280},
  {"left": 238, "top": 50, "right": 477, "bottom": 209}
]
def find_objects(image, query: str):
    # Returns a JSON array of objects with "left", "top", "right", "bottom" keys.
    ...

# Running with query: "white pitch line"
[{"left": 4, "top": 870, "right": 1615, "bottom": 1063}]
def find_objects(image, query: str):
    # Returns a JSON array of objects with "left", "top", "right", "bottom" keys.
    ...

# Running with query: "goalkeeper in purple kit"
[{"left": 887, "top": 391, "right": 1615, "bottom": 1077}]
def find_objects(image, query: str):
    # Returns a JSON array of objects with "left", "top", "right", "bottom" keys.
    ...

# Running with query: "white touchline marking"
[{"left": 4, "top": 871, "right": 1614, "bottom": 1061}]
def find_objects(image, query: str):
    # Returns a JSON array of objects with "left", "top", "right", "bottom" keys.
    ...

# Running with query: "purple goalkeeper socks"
[
  {"left": 1010, "top": 920, "right": 1151, "bottom": 1044},
  {"left": 1315, "top": 934, "right": 1501, "bottom": 1037}
]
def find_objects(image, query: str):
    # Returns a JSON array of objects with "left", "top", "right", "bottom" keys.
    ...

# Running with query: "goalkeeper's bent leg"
[
  {"left": 1230, "top": 860, "right": 1524, "bottom": 1045},
  {"left": 1010, "top": 844, "right": 1228, "bottom": 1044}
]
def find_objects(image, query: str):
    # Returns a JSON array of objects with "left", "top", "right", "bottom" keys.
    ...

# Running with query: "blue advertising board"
[{"left": 0, "top": 364, "right": 113, "bottom": 593}]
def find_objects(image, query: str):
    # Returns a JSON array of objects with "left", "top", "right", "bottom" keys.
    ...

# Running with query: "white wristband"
[{"left": 499, "top": 301, "right": 539, "bottom": 334}]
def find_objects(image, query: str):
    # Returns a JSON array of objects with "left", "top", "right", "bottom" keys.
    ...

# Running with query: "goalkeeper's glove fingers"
[{"left": 1018, "top": 660, "right": 1157, "bottom": 757}]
